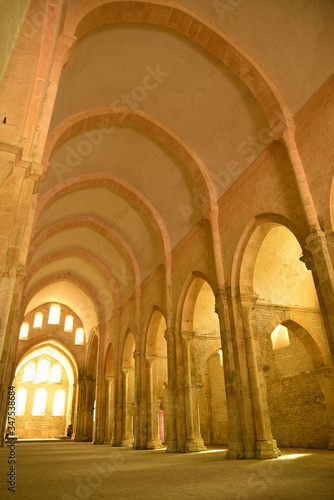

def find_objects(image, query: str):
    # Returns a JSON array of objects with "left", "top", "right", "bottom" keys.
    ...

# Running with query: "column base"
[
  {"left": 272, "top": 439, "right": 281, "bottom": 456},
  {"left": 255, "top": 440, "right": 278, "bottom": 459},
  {"left": 121, "top": 438, "right": 134, "bottom": 448},
  {"left": 225, "top": 441, "right": 245, "bottom": 459},
  {"left": 185, "top": 439, "right": 200, "bottom": 453},
  {"left": 166, "top": 439, "right": 178, "bottom": 453},
  {"left": 146, "top": 440, "right": 164, "bottom": 450},
  {"left": 194, "top": 433, "right": 207, "bottom": 451}
]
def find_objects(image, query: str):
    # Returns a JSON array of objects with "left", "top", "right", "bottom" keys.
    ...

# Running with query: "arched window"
[
  {"left": 19, "top": 322, "right": 29, "bottom": 340},
  {"left": 15, "top": 388, "right": 27, "bottom": 415},
  {"left": 93, "top": 400, "right": 96, "bottom": 422},
  {"left": 52, "top": 390, "right": 65, "bottom": 416},
  {"left": 33, "top": 312, "right": 43, "bottom": 328},
  {"left": 64, "top": 315, "right": 73, "bottom": 332},
  {"left": 50, "top": 364, "right": 62, "bottom": 383},
  {"left": 271, "top": 324, "right": 290, "bottom": 349},
  {"left": 75, "top": 328, "right": 84, "bottom": 345},
  {"left": 48, "top": 304, "right": 61, "bottom": 325},
  {"left": 32, "top": 388, "right": 47, "bottom": 415},
  {"left": 35, "top": 358, "right": 50, "bottom": 382},
  {"left": 23, "top": 362, "right": 36, "bottom": 382}
]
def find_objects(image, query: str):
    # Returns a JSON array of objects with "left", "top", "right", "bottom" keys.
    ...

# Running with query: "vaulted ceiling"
[{"left": 22, "top": 0, "right": 334, "bottom": 336}]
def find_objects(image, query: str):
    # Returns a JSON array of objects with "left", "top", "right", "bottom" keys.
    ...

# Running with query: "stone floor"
[{"left": 0, "top": 442, "right": 333, "bottom": 499}]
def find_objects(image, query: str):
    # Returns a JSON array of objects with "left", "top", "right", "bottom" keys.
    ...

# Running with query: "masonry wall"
[{"left": 256, "top": 305, "right": 330, "bottom": 448}]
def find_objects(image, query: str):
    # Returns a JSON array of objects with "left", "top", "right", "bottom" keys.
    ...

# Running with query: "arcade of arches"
[{"left": 1, "top": 0, "right": 334, "bottom": 463}]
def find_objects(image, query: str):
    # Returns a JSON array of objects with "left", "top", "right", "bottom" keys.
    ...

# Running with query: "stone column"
[
  {"left": 73, "top": 377, "right": 86, "bottom": 441},
  {"left": 301, "top": 237, "right": 334, "bottom": 360},
  {"left": 93, "top": 330, "right": 106, "bottom": 445},
  {"left": 83, "top": 378, "right": 95, "bottom": 441},
  {"left": 114, "top": 365, "right": 123, "bottom": 446},
  {"left": 104, "top": 375, "right": 114, "bottom": 445},
  {"left": 145, "top": 354, "right": 160, "bottom": 449},
  {"left": 0, "top": 266, "right": 26, "bottom": 446},
  {"left": 193, "top": 381, "right": 206, "bottom": 451},
  {"left": 181, "top": 331, "right": 200, "bottom": 452},
  {"left": 164, "top": 327, "right": 178, "bottom": 452},
  {"left": 215, "top": 292, "right": 244, "bottom": 458},
  {"left": 66, "top": 383, "right": 76, "bottom": 428},
  {"left": 238, "top": 295, "right": 278, "bottom": 459},
  {"left": 313, "top": 367, "right": 334, "bottom": 450},
  {"left": 121, "top": 367, "right": 133, "bottom": 447},
  {"left": 133, "top": 350, "right": 141, "bottom": 449},
  {"left": 279, "top": 124, "right": 334, "bottom": 362}
]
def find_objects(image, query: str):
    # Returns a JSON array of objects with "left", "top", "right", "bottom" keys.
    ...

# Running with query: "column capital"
[
  {"left": 145, "top": 353, "right": 157, "bottom": 366},
  {"left": 133, "top": 349, "right": 143, "bottom": 359},
  {"left": 304, "top": 230, "right": 328, "bottom": 254},
  {"left": 237, "top": 293, "right": 258, "bottom": 309},
  {"left": 164, "top": 326, "right": 175, "bottom": 342},
  {"left": 180, "top": 330, "right": 195, "bottom": 342}
]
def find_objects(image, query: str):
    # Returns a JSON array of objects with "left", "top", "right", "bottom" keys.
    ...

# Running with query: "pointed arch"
[
  {"left": 63, "top": 0, "right": 292, "bottom": 130},
  {"left": 34, "top": 173, "right": 171, "bottom": 257},
  {"left": 263, "top": 312, "right": 329, "bottom": 369},
  {"left": 25, "top": 246, "right": 121, "bottom": 310},
  {"left": 176, "top": 271, "right": 217, "bottom": 332},
  {"left": 143, "top": 306, "right": 167, "bottom": 356},
  {"left": 231, "top": 213, "right": 305, "bottom": 296},
  {"left": 43, "top": 108, "right": 217, "bottom": 210}
]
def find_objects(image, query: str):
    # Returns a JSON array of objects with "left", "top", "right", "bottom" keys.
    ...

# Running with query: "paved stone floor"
[{"left": 0, "top": 442, "right": 333, "bottom": 499}]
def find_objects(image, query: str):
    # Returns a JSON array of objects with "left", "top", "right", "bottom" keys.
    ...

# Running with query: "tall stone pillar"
[
  {"left": 104, "top": 375, "right": 114, "bottom": 444},
  {"left": 193, "top": 381, "right": 206, "bottom": 451},
  {"left": 278, "top": 124, "right": 334, "bottom": 362},
  {"left": 73, "top": 377, "right": 86, "bottom": 441},
  {"left": 313, "top": 367, "right": 334, "bottom": 450},
  {"left": 121, "top": 367, "right": 133, "bottom": 447},
  {"left": 0, "top": 266, "right": 26, "bottom": 446},
  {"left": 145, "top": 354, "right": 161, "bottom": 449},
  {"left": 301, "top": 237, "right": 334, "bottom": 360},
  {"left": 83, "top": 378, "right": 95, "bottom": 441},
  {"left": 238, "top": 295, "right": 278, "bottom": 459},
  {"left": 66, "top": 383, "right": 76, "bottom": 428},
  {"left": 114, "top": 365, "right": 123, "bottom": 446},
  {"left": 133, "top": 350, "right": 141, "bottom": 449},
  {"left": 164, "top": 327, "right": 178, "bottom": 452},
  {"left": 181, "top": 331, "right": 200, "bottom": 452},
  {"left": 93, "top": 330, "right": 107, "bottom": 445},
  {"left": 215, "top": 292, "right": 244, "bottom": 458}
]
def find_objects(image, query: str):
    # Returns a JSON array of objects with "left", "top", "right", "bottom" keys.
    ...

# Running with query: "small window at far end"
[
  {"left": 33, "top": 312, "right": 43, "bottom": 328},
  {"left": 48, "top": 304, "right": 61, "bottom": 325},
  {"left": 19, "top": 323, "right": 29, "bottom": 340},
  {"left": 271, "top": 325, "right": 290, "bottom": 350},
  {"left": 75, "top": 328, "right": 84, "bottom": 345},
  {"left": 64, "top": 315, "right": 73, "bottom": 332}
]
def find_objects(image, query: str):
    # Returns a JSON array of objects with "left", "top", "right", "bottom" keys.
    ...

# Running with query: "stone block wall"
[{"left": 256, "top": 305, "right": 330, "bottom": 448}]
